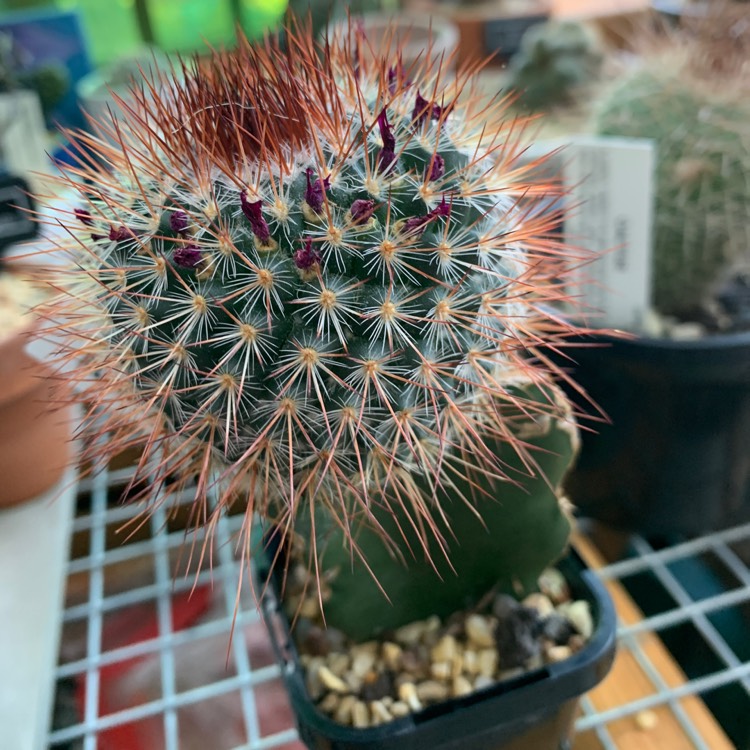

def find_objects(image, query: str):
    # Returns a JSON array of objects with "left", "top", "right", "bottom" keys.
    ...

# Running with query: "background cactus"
[
  {"left": 41, "top": 23, "right": 584, "bottom": 638},
  {"left": 593, "top": 23, "right": 750, "bottom": 321},
  {"left": 505, "top": 20, "right": 603, "bottom": 112}
]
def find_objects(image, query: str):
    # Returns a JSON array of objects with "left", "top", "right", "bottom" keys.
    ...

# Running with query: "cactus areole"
[{"left": 42, "top": 24, "right": 586, "bottom": 634}]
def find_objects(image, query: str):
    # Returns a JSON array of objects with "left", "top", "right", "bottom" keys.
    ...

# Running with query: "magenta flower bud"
[
  {"left": 427, "top": 154, "right": 445, "bottom": 182},
  {"left": 173, "top": 245, "right": 203, "bottom": 269},
  {"left": 240, "top": 193, "right": 272, "bottom": 244},
  {"left": 350, "top": 199, "right": 376, "bottom": 225},
  {"left": 305, "top": 169, "right": 330, "bottom": 214},
  {"left": 109, "top": 225, "right": 134, "bottom": 242},
  {"left": 402, "top": 196, "right": 451, "bottom": 237},
  {"left": 294, "top": 238, "right": 321, "bottom": 270},
  {"left": 412, "top": 92, "right": 449, "bottom": 128},
  {"left": 74, "top": 208, "right": 93, "bottom": 226},
  {"left": 387, "top": 58, "right": 411, "bottom": 95},
  {"left": 377, "top": 109, "right": 396, "bottom": 172},
  {"left": 412, "top": 90, "right": 431, "bottom": 128},
  {"left": 169, "top": 210, "right": 189, "bottom": 233}
]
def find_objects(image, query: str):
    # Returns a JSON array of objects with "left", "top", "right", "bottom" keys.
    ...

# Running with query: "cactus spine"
[{"left": 42, "top": 24, "right": 582, "bottom": 636}]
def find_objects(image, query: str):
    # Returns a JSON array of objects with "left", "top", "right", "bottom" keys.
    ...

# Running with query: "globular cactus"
[
  {"left": 594, "top": 36, "right": 750, "bottom": 320},
  {"left": 506, "top": 20, "right": 603, "bottom": 112},
  {"left": 41, "top": 24, "right": 583, "bottom": 637}
]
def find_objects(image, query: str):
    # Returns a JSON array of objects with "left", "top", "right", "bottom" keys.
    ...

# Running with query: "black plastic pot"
[
  {"left": 259, "top": 551, "right": 616, "bottom": 750},
  {"left": 557, "top": 331, "right": 750, "bottom": 537}
]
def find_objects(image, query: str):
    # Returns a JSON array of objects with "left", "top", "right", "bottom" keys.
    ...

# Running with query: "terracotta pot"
[{"left": 0, "top": 325, "right": 73, "bottom": 508}]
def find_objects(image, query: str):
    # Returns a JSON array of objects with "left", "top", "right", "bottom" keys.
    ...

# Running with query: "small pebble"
[
  {"left": 351, "top": 651, "right": 377, "bottom": 678},
  {"left": 431, "top": 635, "right": 458, "bottom": 663},
  {"left": 545, "top": 645, "right": 572, "bottom": 663},
  {"left": 382, "top": 641, "right": 402, "bottom": 671},
  {"left": 344, "top": 671, "right": 363, "bottom": 692},
  {"left": 465, "top": 614, "right": 496, "bottom": 648},
  {"left": 391, "top": 701, "right": 411, "bottom": 718},
  {"left": 398, "top": 681, "right": 422, "bottom": 712},
  {"left": 431, "top": 661, "right": 452, "bottom": 680},
  {"left": 360, "top": 670, "right": 393, "bottom": 702},
  {"left": 334, "top": 695, "right": 356, "bottom": 725},
  {"left": 395, "top": 619, "right": 429, "bottom": 646},
  {"left": 538, "top": 568, "right": 570, "bottom": 604},
  {"left": 494, "top": 606, "right": 542, "bottom": 669},
  {"left": 400, "top": 646, "right": 429, "bottom": 678},
  {"left": 327, "top": 652, "right": 350, "bottom": 677},
  {"left": 371, "top": 700, "right": 392, "bottom": 724},
  {"left": 564, "top": 600, "right": 594, "bottom": 639},
  {"left": 523, "top": 593, "right": 555, "bottom": 618},
  {"left": 669, "top": 321, "right": 705, "bottom": 341},
  {"left": 352, "top": 700, "right": 369, "bottom": 728},
  {"left": 453, "top": 675, "right": 473, "bottom": 697},
  {"left": 319, "top": 692, "right": 339, "bottom": 714},
  {"left": 542, "top": 613, "right": 577, "bottom": 645},
  {"left": 318, "top": 665, "right": 349, "bottom": 694},
  {"left": 478, "top": 648, "right": 498, "bottom": 678},
  {"left": 463, "top": 649, "right": 479, "bottom": 675},
  {"left": 416, "top": 680, "right": 450, "bottom": 703}
]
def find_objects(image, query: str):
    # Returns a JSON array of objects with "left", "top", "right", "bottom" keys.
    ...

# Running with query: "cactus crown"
[{"left": 41, "top": 24, "right": 580, "bottom": 586}]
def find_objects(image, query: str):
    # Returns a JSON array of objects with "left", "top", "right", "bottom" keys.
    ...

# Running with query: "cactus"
[
  {"left": 41, "top": 23, "right": 584, "bottom": 638},
  {"left": 594, "top": 39, "right": 750, "bottom": 319},
  {"left": 506, "top": 20, "right": 603, "bottom": 112}
]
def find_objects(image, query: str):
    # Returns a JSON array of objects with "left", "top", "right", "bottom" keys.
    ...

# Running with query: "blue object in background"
[{"left": 0, "top": 8, "right": 92, "bottom": 131}]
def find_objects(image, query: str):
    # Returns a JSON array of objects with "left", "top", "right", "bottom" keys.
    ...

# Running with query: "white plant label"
[{"left": 559, "top": 136, "right": 656, "bottom": 331}]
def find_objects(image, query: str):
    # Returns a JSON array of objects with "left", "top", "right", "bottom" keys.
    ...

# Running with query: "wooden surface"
[{"left": 572, "top": 533, "right": 735, "bottom": 750}]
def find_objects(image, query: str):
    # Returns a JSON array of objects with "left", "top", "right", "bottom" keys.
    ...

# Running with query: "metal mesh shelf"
[{"left": 48, "top": 462, "right": 750, "bottom": 750}]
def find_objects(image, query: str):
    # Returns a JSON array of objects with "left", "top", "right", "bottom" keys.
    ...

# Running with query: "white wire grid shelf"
[{"left": 47, "top": 463, "right": 750, "bottom": 750}]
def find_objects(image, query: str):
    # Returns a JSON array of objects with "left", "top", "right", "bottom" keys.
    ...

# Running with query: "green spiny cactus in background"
[
  {"left": 594, "top": 45, "right": 750, "bottom": 320},
  {"left": 41, "top": 23, "right": 584, "bottom": 639},
  {"left": 506, "top": 20, "right": 603, "bottom": 112}
]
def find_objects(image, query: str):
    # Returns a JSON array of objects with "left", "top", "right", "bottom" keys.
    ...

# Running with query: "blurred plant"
[
  {"left": 39, "top": 22, "right": 588, "bottom": 636},
  {"left": 594, "top": 9, "right": 750, "bottom": 322},
  {"left": 0, "top": 31, "right": 69, "bottom": 122},
  {"left": 506, "top": 20, "right": 603, "bottom": 112}
]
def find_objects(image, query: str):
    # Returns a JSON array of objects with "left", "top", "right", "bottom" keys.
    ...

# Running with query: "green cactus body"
[
  {"left": 507, "top": 21, "right": 602, "bottom": 112},
  {"left": 45, "top": 26, "right": 581, "bottom": 638},
  {"left": 595, "top": 68, "right": 750, "bottom": 318}
]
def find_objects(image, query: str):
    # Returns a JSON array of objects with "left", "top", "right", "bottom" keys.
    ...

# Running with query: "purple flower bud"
[
  {"left": 240, "top": 193, "right": 272, "bottom": 244},
  {"left": 433, "top": 195, "right": 452, "bottom": 218},
  {"left": 294, "top": 238, "right": 321, "bottom": 271},
  {"left": 169, "top": 210, "right": 189, "bottom": 233},
  {"left": 377, "top": 109, "right": 397, "bottom": 173},
  {"left": 377, "top": 109, "right": 395, "bottom": 152},
  {"left": 427, "top": 154, "right": 445, "bottom": 182},
  {"left": 412, "top": 91, "right": 449, "bottom": 128},
  {"left": 412, "top": 90, "right": 431, "bottom": 128},
  {"left": 387, "top": 66, "right": 398, "bottom": 95},
  {"left": 401, "top": 196, "right": 452, "bottom": 237},
  {"left": 304, "top": 169, "right": 330, "bottom": 214},
  {"left": 350, "top": 199, "right": 376, "bottom": 225},
  {"left": 173, "top": 245, "right": 203, "bottom": 269},
  {"left": 387, "top": 58, "right": 411, "bottom": 95},
  {"left": 109, "top": 225, "right": 135, "bottom": 242},
  {"left": 74, "top": 208, "right": 93, "bottom": 226}
]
